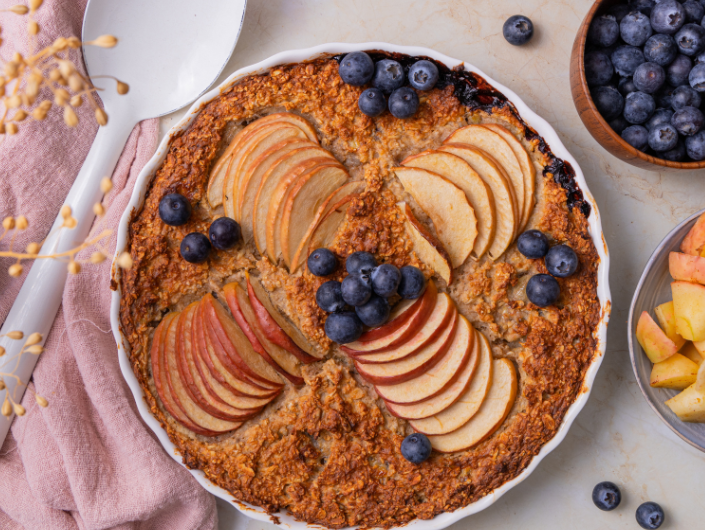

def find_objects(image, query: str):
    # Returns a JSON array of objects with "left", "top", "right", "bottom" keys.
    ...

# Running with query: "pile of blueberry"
[
  {"left": 338, "top": 52, "right": 439, "bottom": 119},
  {"left": 308, "top": 248, "right": 426, "bottom": 344},
  {"left": 159, "top": 193, "right": 241, "bottom": 263},
  {"left": 585, "top": 0, "right": 705, "bottom": 161},
  {"left": 517, "top": 230, "right": 579, "bottom": 307},
  {"left": 592, "top": 481, "right": 664, "bottom": 529}
]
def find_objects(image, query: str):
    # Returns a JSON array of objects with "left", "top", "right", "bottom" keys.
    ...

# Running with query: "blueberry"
[
  {"left": 618, "top": 76, "right": 638, "bottom": 96},
  {"left": 526, "top": 274, "right": 560, "bottom": 307},
  {"left": 585, "top": 51, "right": 614, "bottom": 86},
  {"left": 622, "top": 124, "right": 650, "bottom": 149},
  {"left": 609, "top": 115, "right": 630, "bottom": 134},
  {"left": 400, "top": 433, "right": 432, "bottom": 464},
  {"left": 408, "top": 60, "right": 439, "bottom": 91},
  {"left": 685, "top": 129, "right": 705, "bottom": 158},
  {"left": 159, "top": 193, "right": 191, "bottom": 226},
  {"left": 517, "top": 230, "right": 550, "bottom": 259},
  {"left": 371, "top": 264, "right": 401, "bottom": 297},
  {"left": 624, "top": 91, "right": 657, "bottom": 123},
  {"left": 661, "top": 139, "right": 687, "bottom": 159},
  {"left": 635, "top": 502, "right": 665, "bottom": 529},
  {"left": 341, "top": 273, "right": 372, "bottom": 307},
  {"left": 308, "top": 248, "right": 338, "bottom": 276},
  {"left": 644, "top": 34, "right": 678, "bottom": 65},
  {"left": 651, "top": 0, "right": 686, "bottom": 35},
  {"left": 208, "top": 217, "right": 241, "bottom": 250},
  {"left": 372, "top": 59, "right": 405, "bottom": 95},
  {"left": 654, "top": 83, "right": 676, "bottom": 107},
  {"left": 355, "top": 295, "right": 390, "bottom": 327},
  {"left": 633, "top": 62, "right": 666, "bottom": 93},
  {"left": 592, "top": 481, "right": 622, "bottom": 511},
  {"left": 398, "top": 266, "right": 426, "bottom": 299},
  {"left": 592, "top": 86, "right": 624, "bottom": 119},
  {"left": 671, "top": 84, "right": 702, "bottom": 108},
  {"left": 666, "top": 53, "right": 693, "bottom": 85},
  {"left": 612, "top": 45, "right": 646, "bottom": 77},
  {"left": 672, "top": 105, "right": 705, "bottom": 134},
  {"left": 609, "top": 4, "right": 632, "bottom": 22},
  {"left": 316, "top": 280, "right": 346, "bottom": 312},
  {"left": 338, "top": 52, "right": 374, "bottom": 86},
  {"left": 630, "top": 0, "right": 655, "bottom": 16},
  {"left": 324, "top": 311, "right": 363, "bottom": 344},
  {"left": 388, "top": 87, "right": 419, "bottom": 119},
  {"left": 695, "top": 50, "right": 705, "bottom": 65},
  {"left": 648, "top": 122, "right": 680, "bottom": 150},
  {"left": 675, "top": 23, "right": 705, "bottom": 56},
  {"left": 545, "top": 245, "right": 579, "bottom": 277},
  {"left": 689, "top": 62, "right": 705, "bottom": 90},
  {"left": 589, "top": 15, "right": 620, "bottom": 47},
  {"left": 346, "top": 251, "right": 377, "bottom": 274},
  {"left": 620, "top": 11, "right": 653, "bottom": 46},
  {"left": 646, "top": 107, "right": 675, "bottom": 129},
  {"left": 358, "top": 88, "right": 386, "bottom": 117},
  {"left": 683, "top": 0, "right": 705, "bottom": 22},
  {"left": 503, "top": 15, "right": 534, "bottom": 46},
  {"left": 180, "top": 233, "right": 211, "bottom": 263}
]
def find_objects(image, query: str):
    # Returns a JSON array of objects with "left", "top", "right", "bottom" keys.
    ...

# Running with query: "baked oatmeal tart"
[{"left": 113, "top": 44, "right": 610, "bottom": 529}]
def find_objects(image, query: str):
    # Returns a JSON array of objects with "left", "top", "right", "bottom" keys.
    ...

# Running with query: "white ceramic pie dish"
[{"left": 109, "top": 42, "right": 612, "bottom": 530}]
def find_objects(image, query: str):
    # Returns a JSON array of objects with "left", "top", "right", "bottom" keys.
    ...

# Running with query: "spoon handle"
[{"left": 0, "top": 112, "right": 136, "bottom": 445}]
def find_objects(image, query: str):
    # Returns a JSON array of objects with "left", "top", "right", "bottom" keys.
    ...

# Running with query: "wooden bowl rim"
[{"left": 576, "top": 0, "right": 705, "bottom": 170}]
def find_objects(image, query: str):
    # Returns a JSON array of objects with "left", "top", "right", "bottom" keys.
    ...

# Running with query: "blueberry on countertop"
[
  {"left": 346, "top": 251, "right": 377, "bottom": 274},
  {"left": 622, "top": 124, "right": 650, "bottom": 149},
  {"left": 585, "top": 51, "right": 614, "bottom": 86},
  {"left": 517, "top": 230, "right": 550, "bottom": 259},
  {"left": 372, "top": 59, "right": 405, "bottom": 95},
  {"left": 408, "top": 60, "right": 439, "bottom": 91},
  {"left": 338, "top": 51, "right": 374, "bottom": 86},
  {"left": 671, "top": 84, "right": 701, "bottom": 109},
  {"left": 611, "top": 45, "right": 645, "bottom": 77},
  {"left": 689, "top": 62, "right": 705, "bottom": 90},
  {"left": 683, "top": 0, "right": 705, "bottom": 23},
  {"left": 666, "top": 54, "right": 693, "bottom": 86},
  {"left": 208, "top": 217, "right": 241, "bottom": 250},
  {"left": 662, "top": 139, "right": 687, "bottom": 160},
  {"left": 643, "top": 34, "right": 678, "bottom": 66},
  {"left": 618, "top": 76, "right": 638, "bottom": 96},
  {"left": 355, "top": 294, "right": 390, "bottom": 327},
  {"left": 650, "top": 0, "right": 685, "bottom": 35},
  {"left": 592, "top": 86, "right": 625, "bottom": 120},
  {"left": 636, "top": 501, "right": 664, "bottom": 529},
  {"left": 371, "top": 264, "right": 401, "bottom": 298},
  {"left": 358, "top": 88, "right": 387, "bottom": 117},
  {"left": 180, "top": 233, "right": 211, "bottom": 263},
  {"left": 526, "top": 274, "right": 560, "bottom": 307},
  {"left": 308, "top": 248, "right": 338, "bottom": 276},
  {"left": 685, "top": 129, "right": 705, "bottom": 158},
  {"left": 646, "top": 107, "right": 674, "bottom": 130},
  {"left": 672, "top": 105, "right": 704, "bottom": 135},
  {"left": 325, "top": 311, "right": 363, "bottom": 344},
  {"left": 649, "top": 122, "right": 680, "bottom": 150},
  {"left": 675, "top": 23, "right": 705, "bottom": 56},
  {"left": 316, "top": 280, "right": 346, "bottom": 312},
  {"left": 389, "top": 87, "right": 419, "bottom": 119},
  {"left": 401, "top": 433, "right": 432, "bottom": 464},
  {"left": 503, "top": 15, "right": 534, "bottom": 46},
  {"left": 620, "top": 10, "right": 653, "bottom": 47},
  {"left": 341, "top": 273, "right": 372, "bottom": 307},
  {"left": 592, "top": 481, "right": 621, "bottom": 511},
  {"left": 633, "top": 62, "right": 666, "bottom": 93},
  {"left": 398, "top": 266, "right": 426, "bottom": 299},
  {"left": 588, "top": 14, "right": 620, "bottom": 47},
  {"left": 159, "top": 193, "right": 191, "bottom": 226},
  {"left": 624, "top": 91, "right": 656, "bottom": 123},
  {"left": 545, "top": 244, "right": 579, "bottom": 278}
]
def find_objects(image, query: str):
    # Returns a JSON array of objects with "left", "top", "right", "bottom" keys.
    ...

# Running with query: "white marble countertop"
[{"left": 160, "top": 1, "right": 705, "bottom": 528}]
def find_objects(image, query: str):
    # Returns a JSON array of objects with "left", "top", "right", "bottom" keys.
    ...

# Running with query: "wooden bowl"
[{"left": 570, "top": 0, "right": 705, "bottom": 172}]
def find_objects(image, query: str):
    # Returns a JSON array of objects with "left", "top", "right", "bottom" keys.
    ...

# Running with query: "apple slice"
[
  {"left": 410, "top": 331, "right": 493, "bottom": 434},
  {"left": 672, "top": 281, "right": 705, "bottom": 341},
  {"left": 375, "top": 314, "right": 475, "bottom": 404},
  {"left": 398, "top": 201, "right": 452, "bottom": 285},
  {"left": 482, "top": 123, "right": 536, "bottom": 230},
  {"left": 444, "top": 125, "right": 525, "bottom": 229},
  {"left": 438, "top": 144, "right": 517, "bottom": 259},
  {"left": 427, "top": 357, "right": 517, "bottom": 453},
  {"left": 247, "top": 274, "right": 322, "bottom": 361},
  {"left": 636, "top": 311, "right": 678, "bottom": 363},
  {"left": 665, "top": 383, "right": 705, "bottom": 422},
  {"left": 650, "top": 353, "right": 699, "bottom": 389},
  {"left": 681, "top": 212, "right": 705, "bottom": 257},
  {"left": 353, "top": 293, "right": 455, "bottom": 364},
  {"left": 394, "top": 167, "right": 477, "bottom": 268},
  {"left": 355, "top": 309, "right": 458, "bottom": 385},
  {"left": 402, "top": 150, "right": 495, "bottom": 260},
  {"left": 207, "top": 112, "right": 319, "bottom": 208},
  {"left": 280, "top": 164, "right": 349, "bottom": 268},
  {"left": 680, "top": 342, "right": 704, "bottom": 366},
  {"left": 669, "top": 252, "right": 705, "bottom": 286},
  {"left": 306, "top": 194, "right": 355, "bottom": 257},
  {"left": 290, "top": 181, "right": 364, "bottom": 273},
  {"left": 386, "top": 328, "right": 480, "bottom": 419},
  {"left": 342, "top": 281, "right": 438, "bottom": 354},
  {"left": 223, "top": 282, "right": 305, "bottom": 385},
  {"left": 358, "top": 296, "right": 422, "bottom": 343},
  {"left": 654, "top": 300, "right": 687, "bottom": 350}
]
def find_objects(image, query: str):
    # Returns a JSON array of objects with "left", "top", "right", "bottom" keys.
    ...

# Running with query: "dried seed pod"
[
  {"left": 63, "top": 216, "right": 77, "bottom": 229},
  {"left": 27, "top": 20, "right": 39, "bottom": 35},
  {"left": 9, "top": 5, "right": 28, "bottom": 15},
  {"left": 1, "top": 399, "right": 11, "bottom": 417},
  {"left": 95, "top": 108, "right": 108, "bottom": 126},
  {"left": 5, "top": 331, "right": 23, "bottom": 340},
  {"left": 2, "top": 216, "right": 15, "bottom": 230},
  {"left": 8, "top": 263, "right": 23, "bottom": 277},
  {"left": 93, "top": 203, "right": 105, "bottom": 216},
  {"left": 117, "top": 251, "right": 133, "bottom": 269},
  {"left": 24, "top": 332, "right": 42, "bottom": 346},
  {"left": 49, "top": 68, "right": 63, "bottom": 82},
  {"left": 6, "top": 123, "right": 18, "bottom": 135},
  {"left": 67, "top": 260, "right": 81, "bottom": 274},
  {"left": 15, "top": 215, "right": 27, "bottom": 229},
  {"left": 35, "top": 395, "right": 48, "bottom": 408},
  {"left": 117, "top": 80, "right": 129, "bottom": 95},
  {"left": 13, "top": 403, "right": 25, "bottom": 417},
  {"left": 32, "top": 106, "right": 47, "bottom": 120},
  {"left": 38, "top": 100, "right": 51, "bottom": 111},
  {"left": 29, "top": 0, "right": 43, "bottom": 11},
  {"left": 60, "top": 204, "right": 72, "bottom": 219},
  {"left": 0, "top": 380, "right": 4, "bottom": 390},
  {"left": 13, "top": 109, "right": 27, "bottom": 122},
  {"left": 20, "top": 93, "right": 32, "bottom": 106},
  {"left": 63, "top": 105, "right": 78, "bottom": 127},
  {"left": 0, "top": 123, "right": 5, "bottom": 134},
  {"left": 26, "top": 345, "right": 44, "bottom": 354},
  {"left": 26, "top": 79, "right": 40, "bottom": 98},
  {"left": 26, "top": 242, "right": 40, "bottom": 255},
  {"left": 68, "top": 73, "right": 83, "bottom": 93},
  {"left": 100, "top": 177, "right": 112, "bottom": 193},
  {"left": 90, "top": 251, "right": 106, "bottom": 264},
  {"left": 0, "top": 347, "right": 5, "bottom": 357},
  {"left": 53, "top": 36, "right": 68, "bottom": 51},
  {"left": 57, "top": 59, "right": 75, "bottom": 78},
  {"left": 66, "top": 36, "right": 80, "bottom": 48},
  {"left": 0, "top": 85, "right": 5, "bottom": 97},
  {"left": 90, "top": 34, "right": 118, "bottom": 48},
  {"left": 6, "top": 94, "right": 21, "bottom": 108},
  {"left": 55, "top": 88, "right": 69, "bottom": 106},
  {"left": 4, "top": 62, "right": 18, "bottom": 78},
  {"left": 70, "top": 95, "right": 82, "bottom": 107}
]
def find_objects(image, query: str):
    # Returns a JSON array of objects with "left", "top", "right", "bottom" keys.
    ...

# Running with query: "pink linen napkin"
[{"left": 0, "top": 1, "right": 217, "bottom": 528}]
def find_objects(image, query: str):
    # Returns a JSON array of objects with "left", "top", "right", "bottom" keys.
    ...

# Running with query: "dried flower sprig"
[
  {"left": 0, "top": 330, "right": 48, "bottom": 416},
  {"left": 0, "top": 1, "right": 129, "bottom": 136}
]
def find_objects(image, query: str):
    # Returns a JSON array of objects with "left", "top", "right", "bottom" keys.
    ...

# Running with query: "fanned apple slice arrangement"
[{"left": 636, "top": 211, "right": 705, "bottom": 422}]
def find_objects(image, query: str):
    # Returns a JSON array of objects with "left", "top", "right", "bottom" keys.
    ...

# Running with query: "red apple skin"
[
  {"left": 357, "top": 296, "right": 424, "bottom": 343},
  {"left": 246, "top": 276, "right": 318, "bottom": 364}
]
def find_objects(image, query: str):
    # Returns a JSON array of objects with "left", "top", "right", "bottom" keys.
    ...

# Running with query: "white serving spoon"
[{"left": 0, "top": 0, "right": 247, "bottom": 445}]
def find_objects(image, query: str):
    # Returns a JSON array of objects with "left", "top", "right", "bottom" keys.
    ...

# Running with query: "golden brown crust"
[{"left": 119, "top": 55, "right": 601, "bottom": 528}]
